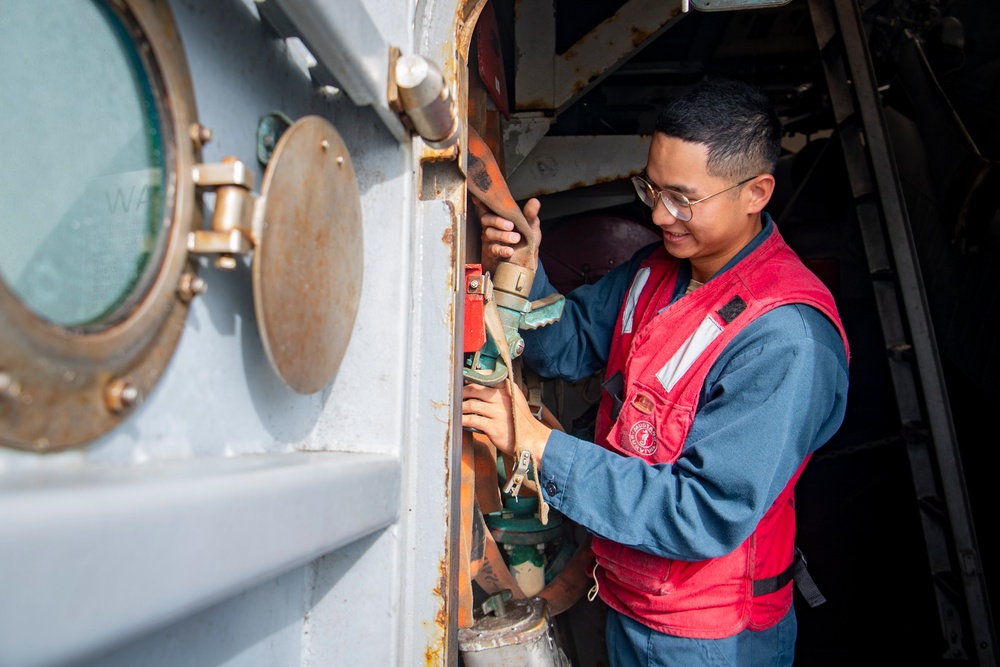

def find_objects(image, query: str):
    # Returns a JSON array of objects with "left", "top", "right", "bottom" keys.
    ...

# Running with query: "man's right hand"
[{"left": 477, "top": 197, "right": 542, "bottom": 275}]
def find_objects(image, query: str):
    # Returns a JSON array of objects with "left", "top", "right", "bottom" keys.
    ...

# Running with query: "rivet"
[
  {"left": 0, "top": 371, "right": 21, "bottom": 400},
  {"left": 336, "top": 155, "right": 344, "bottom": 165},
  {"left": 189, "top": 123, "right": 213, "bottom": 148},
  {"left": 178, "top": 273, "right": 208, "bottom": 302},
  {"left": 215, "top": 255, "right": 238, "bottom": 270},
  {"left": 105, "top": 378, "right": 142, "bottom": 414},
  {"left": 321, "top": 139, "right": 330, "bottom": 151}
]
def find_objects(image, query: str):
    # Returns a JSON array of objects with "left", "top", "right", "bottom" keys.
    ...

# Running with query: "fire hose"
[{"left": 460, "top": 127, "right": 595, "bottom": 629}]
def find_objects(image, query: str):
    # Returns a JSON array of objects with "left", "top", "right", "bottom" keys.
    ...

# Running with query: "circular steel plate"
[{"left": 254, "top": 116, "right": 363, "bottom": 394}]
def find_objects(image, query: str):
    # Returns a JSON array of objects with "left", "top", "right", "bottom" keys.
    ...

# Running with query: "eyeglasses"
[{"left": 631, "top": 173, "right": 756, "bottom": 222}]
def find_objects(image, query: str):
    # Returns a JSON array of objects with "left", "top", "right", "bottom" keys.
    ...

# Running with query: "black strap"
[
  {"left": 753, "top": 547, "right": 827, "bottom": 608},
  {"left": 602, "top": 371, "right": 625, "bottom": 422}
]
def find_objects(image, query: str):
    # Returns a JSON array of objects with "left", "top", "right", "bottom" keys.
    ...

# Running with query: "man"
[{"left": 462, "top": 78, "right": 850, "bottom": 666}]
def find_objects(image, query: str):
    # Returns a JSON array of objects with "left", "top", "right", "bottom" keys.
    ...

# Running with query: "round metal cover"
[
  {"left": 458, "top": 597, "right": 553, "bottom": 651},
  {"left": 253, "top": 116, "right": 363, "bottom": 394}
]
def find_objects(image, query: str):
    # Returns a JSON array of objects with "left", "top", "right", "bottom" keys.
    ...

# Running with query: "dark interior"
[{"left": 469, "top": 0, "right": 999, "bottom": 663}]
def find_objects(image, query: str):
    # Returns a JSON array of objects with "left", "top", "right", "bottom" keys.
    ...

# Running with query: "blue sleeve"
[
  {"left": 536, "top": 304, "right": 849, "bottom": 560},
  {"left": 521, "top": 244, "right": 657, "bottom": 382}
]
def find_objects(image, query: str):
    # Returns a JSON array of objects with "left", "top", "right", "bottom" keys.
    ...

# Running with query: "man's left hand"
[{"left": 462, "top": 381, "right": 551, "bottom": 463}]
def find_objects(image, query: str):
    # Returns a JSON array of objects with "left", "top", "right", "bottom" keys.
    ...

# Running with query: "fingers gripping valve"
[{"left": 463, "top": 127, "right": 565, "bottom": 388}]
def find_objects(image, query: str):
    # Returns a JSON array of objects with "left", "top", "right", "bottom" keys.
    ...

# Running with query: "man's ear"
[{"left": 746, "top": 174, "right": 775, "bottom": 214}]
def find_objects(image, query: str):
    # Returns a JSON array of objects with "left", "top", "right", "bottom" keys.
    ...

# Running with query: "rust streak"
[
  {"left": 630, "top": 25, "right": 655, "bottom": 46},
  {"left": 424, "top": 554, "right": 450, "bottom": 665},
  {"left": 516, "top": 97, "right": 556, "bottom": 112}
]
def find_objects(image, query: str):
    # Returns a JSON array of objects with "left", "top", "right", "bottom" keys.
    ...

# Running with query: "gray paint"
[{"left": 0, "top": 0, "right": 461, "bottom": 665}]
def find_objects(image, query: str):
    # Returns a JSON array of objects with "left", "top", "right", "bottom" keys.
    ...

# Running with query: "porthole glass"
[{"left": 0, "top": 0, "right": 167, "bottom": 329}]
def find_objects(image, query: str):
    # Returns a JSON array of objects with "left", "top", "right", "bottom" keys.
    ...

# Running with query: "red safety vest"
[{"left": 591, "top": 226, "right": 849, "bottom": 639}]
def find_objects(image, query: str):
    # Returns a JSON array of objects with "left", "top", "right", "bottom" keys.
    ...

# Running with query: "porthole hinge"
[{"left": 188, "top": 158, "right": 259, "bottom": 269}]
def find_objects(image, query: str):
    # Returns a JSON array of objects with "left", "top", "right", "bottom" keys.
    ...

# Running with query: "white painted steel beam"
[
  {"left": 503, "top": 113, "right": 555, "bottom": 178},
  {"left": 0, "top": 452, "right": 400, "bottom": 667},
  {"left": 507, "top": 134, "right": 651, "bottom": 200},
  {"left": 515, "top": 0, "right": 688, "bottom": 114}
]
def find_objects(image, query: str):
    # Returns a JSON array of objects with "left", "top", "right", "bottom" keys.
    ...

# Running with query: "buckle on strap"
[{"left": 753, "top": 547, "right": 827, "bottom": 608}]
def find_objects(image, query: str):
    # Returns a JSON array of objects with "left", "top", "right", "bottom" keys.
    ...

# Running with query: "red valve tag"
[{"left": 464, "top": 264, "right": 486, "bottom": 353}]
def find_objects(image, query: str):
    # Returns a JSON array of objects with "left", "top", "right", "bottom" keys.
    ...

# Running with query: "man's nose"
[{"left": 652, "top": 198, "right": 678, "bottom": 226}]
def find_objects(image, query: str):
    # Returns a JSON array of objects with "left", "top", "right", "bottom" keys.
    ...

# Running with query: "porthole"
[
  {"left": 0, "top": 0, "right": 201, "bottom": 452},
  {"left": 0, "top": 0, "right": 365, "bottom": 452}
]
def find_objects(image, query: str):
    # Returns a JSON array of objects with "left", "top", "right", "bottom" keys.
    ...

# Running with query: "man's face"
[{"left": 644, "top": 133, "right": 767, "bottom": 282}]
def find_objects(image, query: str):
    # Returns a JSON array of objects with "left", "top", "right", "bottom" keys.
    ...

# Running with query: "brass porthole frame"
[{"left": 0, "top": 0, "right": 202, "bottom": 452}]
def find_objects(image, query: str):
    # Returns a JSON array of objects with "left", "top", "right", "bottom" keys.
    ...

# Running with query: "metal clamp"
[{"left": 503, "top": 449, "right": 532, "bottom": 496}]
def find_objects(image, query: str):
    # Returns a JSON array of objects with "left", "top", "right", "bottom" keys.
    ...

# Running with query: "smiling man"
[{"left": 463, "top": 78, "right": 851, "bottom": 667}]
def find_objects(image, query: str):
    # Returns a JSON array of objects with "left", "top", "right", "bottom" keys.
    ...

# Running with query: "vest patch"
[
  {"left": 629, "top": 420, "right": 657, "bottom": 456},
  {"left": 717, "top": 295, "right": 747, "bottom": 324}
]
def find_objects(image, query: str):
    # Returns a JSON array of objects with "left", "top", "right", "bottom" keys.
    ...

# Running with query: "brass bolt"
[
  {"left": 215, "top": 255, "right": 238, "bottom": 270},
  {"left": 189, "top": 123, "right": 213, "bottom": 149},
  {"left": 0, "top": 371, "right": 21, "bottom": 400},
  {"left": 178, "top": 273, "right": 208, "bottom": 302},
  {"left": 105, "top": 378, "right": 142, "bottom": 414}
]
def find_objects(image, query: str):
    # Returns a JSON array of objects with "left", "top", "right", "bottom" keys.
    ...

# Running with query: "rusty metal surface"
[
  {"left": 254, "top": 116, "right": 363, "bottom": 394},
  {"left": 507, "top": 135, "right": 651, "bottom": 200},
  {"left": 514, "top": 0, "right": 687, "bottom": 115},
  {"left": 0, "top": 0, "right": 201, "bottom": 452}
]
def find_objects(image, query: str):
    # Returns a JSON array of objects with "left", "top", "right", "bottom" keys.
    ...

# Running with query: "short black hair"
[{"left": 654, "top": 78, "right": 782, "bottom": 180}]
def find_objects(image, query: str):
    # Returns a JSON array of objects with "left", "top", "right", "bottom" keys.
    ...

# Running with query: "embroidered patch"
[{"left": 629, "top": 420, "right": 657, "bottom": 456}]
